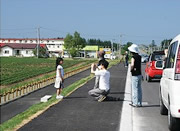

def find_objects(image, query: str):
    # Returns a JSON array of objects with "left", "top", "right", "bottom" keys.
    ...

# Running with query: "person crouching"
[{"left": 88, "top": 60, "right": 110, "bottom": 102}]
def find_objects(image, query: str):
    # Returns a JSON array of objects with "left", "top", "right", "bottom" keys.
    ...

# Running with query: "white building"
[
  {"left": 0, "top": 38, "right": 101, "bottom": 58},
  {"left": 0, "top": 38, "right": 64, "bottom": 57},
  {"left": 0, "top": 43, "right": 46, "bottom": 57}
]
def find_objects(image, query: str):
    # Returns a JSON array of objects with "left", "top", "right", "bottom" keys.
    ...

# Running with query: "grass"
[
  {"left": 0, "top": 57, "right": 95, "bottom": 85},
  {"left": 0, "top": 60, "right": 119, "bottom": 131},
  {"left": 0, "top": 57, "right": 96, "bottom": 94}
]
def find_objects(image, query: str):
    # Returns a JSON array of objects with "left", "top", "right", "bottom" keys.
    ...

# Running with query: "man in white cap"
[{"left": 128, "top": 44, "right": 142, "bottom": 107}]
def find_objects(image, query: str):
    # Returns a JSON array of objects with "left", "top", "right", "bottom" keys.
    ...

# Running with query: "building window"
[
  {"left": 57, "top": 46, "right": 59, "bottom": 48},
  {"left": 48, "top": 45, "right": 51, "bottom": 48},
  {"left": 26, "top": 50, "right": 29, "bottom": 54},
  {"left": 4, "top": 50, "right": 9, "bottom": 54}
]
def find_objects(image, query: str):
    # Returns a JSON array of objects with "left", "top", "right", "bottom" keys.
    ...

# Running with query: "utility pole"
[
  {"left": 119, "top": 34, "right": 122, "bottom": 59},
  {"left": 37, "top": 27, "right": 40, "bottom": 58},
  {"left": 111, "top": 39, "right": 113, "bottom": 56}
]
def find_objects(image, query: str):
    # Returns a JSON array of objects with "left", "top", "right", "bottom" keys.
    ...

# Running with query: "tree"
[
  {"left": 121, "top": 42, "right": 133, "bottom": 54},
  {"left": 151, "top": 40, "right": 156, "bottom": 47},
  {"left": 148, "top": 40, "right": 157, "bottom": 53},
  {"left": 87, "top": 39, "right": 112, "bottom": 48},
  {"left": 33, "top": 46, "right": 49, "bottom": 58},
  {"left": 161, "top": 39, "right": 172, "bottom": 49},
  {"left": 64, "top": 31, "right": 86, "bottom": 57}
]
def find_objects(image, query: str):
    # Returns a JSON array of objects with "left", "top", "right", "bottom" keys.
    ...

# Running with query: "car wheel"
[
  {"left": 168, "top": 107, "right": 180, "bottom": 130},
  {"left": 147, "top": 75, "right": 152, "bottom": 82},
  {"left": 160, "top": 95, "right": 168, "bottom": 115}
]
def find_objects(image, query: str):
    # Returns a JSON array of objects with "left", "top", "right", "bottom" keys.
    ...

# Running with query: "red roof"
[
  {"left": 0, "top": 43, "right": 5, "bottom": 47},
  {"left": 1, "top": 43, "right": 46, "bottom": 49},
  {"left": 0, "top": 38, "right": 64, "bottom": 41},
  {"left": 40, "top": 44, "right": 46, "bottom": 48}
]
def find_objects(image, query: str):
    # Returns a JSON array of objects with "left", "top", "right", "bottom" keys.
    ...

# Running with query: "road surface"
[{"left": 19, "top": 64, "right": 127, "bottom": 131}]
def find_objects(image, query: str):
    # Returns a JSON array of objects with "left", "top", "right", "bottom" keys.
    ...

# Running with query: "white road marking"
[
  {"left": 119, "top": 65, "right": 149, "bottom": 131},
  {"left": 119, "top": 66, "right": 132, "bottom": 131}
]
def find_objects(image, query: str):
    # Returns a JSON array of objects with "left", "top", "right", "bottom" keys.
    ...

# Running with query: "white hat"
[{"left": 128, "top": 44, "right": 139, "bottom": 54}]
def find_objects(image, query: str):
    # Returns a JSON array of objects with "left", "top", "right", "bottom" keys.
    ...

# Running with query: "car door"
[
  {"left": 145, "top": 54, "right": 151, "bottom": 74},
  {"left": 162, "top": 42, "right": 178, "bottom": 105}
]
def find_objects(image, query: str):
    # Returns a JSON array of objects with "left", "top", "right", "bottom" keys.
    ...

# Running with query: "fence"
[{"left": 0, "top": 64, "right": 91, "bottom": 105}]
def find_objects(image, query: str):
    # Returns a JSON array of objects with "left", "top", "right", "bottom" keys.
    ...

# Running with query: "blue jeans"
[
  {"left": 125, "top": 60, "right": 128, "bottom": 67},
  {"left": 131, "top": 75, "right": 142, "bottom": 106}
]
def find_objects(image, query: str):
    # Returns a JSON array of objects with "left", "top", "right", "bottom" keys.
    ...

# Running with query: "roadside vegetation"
[{"left": 0, "top": 57, "right": 96, "bottom": 94}]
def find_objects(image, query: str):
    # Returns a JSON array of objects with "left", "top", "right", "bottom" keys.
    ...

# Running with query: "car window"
[
  {"left": 151, "top": 54, "right": 164, "bottom": 61},
  {"left": 166, "top": 41, "right": 178, "bottom": 68},
  {"left": 154, "top": 55, "right": 164, "bottom": 61}
]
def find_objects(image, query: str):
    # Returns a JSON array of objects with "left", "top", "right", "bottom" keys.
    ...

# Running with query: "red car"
[{"left": 145, "top": 51, "right": 165, "bottom": 82}]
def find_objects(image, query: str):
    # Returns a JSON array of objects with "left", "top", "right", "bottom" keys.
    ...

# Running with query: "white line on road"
[
  {"left": 118, "top": 66, "right": 132, "bottom": 131},
  {"left": 119, "top": 65, "right": 150, "bottom": 131}
]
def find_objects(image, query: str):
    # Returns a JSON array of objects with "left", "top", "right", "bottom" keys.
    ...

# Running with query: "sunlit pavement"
[
  {"left": 0, "top": 69, "right": 91, "bottom": 124},
  {"left": 19, "top": 63, "right": 127, "bottom": 131}
]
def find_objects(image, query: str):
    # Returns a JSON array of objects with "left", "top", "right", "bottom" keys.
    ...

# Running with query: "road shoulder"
[{"left": 119, "top": 65, "right": 132, "bottom": 131}]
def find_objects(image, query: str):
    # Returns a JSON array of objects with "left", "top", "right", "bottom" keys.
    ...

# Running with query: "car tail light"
[
  {"left": 175, "top": 45, "right": 180, "bottom": 80},
  {"left": 150, "top": 61, "right": 156, "bottom": 69}
]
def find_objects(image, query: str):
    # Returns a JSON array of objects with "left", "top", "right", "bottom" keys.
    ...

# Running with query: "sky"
[{"left": 1, "top": 0, "right": 180, "bottom": 45}]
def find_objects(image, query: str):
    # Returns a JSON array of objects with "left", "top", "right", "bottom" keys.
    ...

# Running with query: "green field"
[{"left": 0, "top": 57, "right": 96, "bottom": 86}]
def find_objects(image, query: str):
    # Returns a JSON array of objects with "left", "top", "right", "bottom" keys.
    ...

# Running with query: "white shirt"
[
  {"left": 95, "top": 69, "right": 110, "bottom": 91},
  {"left": 56, "top": 65, "right": 64, "bottom": 79}
]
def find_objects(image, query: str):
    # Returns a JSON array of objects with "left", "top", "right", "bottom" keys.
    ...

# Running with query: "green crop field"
[{"left": 0, "top": 57, "right": 96, "bottom": 86}]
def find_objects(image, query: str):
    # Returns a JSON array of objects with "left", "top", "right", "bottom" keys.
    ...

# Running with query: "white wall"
[
  {"left": 87, "top": 51, "right": 97, "bottom": 58},
  {"left": 20, "top": 49, "right": 35, "bottom": 57},
  {"left": 0, "top": 46, "right": 14, "bottom": 56},
  {"left": 79, "top": 51, "right": 97, "bottom": 58},
  {"left": 46, "top": 43, "right": 64, "bottom": 52},
  {"left": 0, "top": 39, "right": 64, "bottom": 57},
  {"left": 0, "top": 39, "right": 64, "bottom": 44},
  {"left": 0, "top": 47, "right": 35, "bottom": 57}
]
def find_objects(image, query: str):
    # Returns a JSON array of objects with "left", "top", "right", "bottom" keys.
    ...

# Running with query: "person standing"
[
  {"left": 54, "top": 57, "right": 64, "bottom": 99},
  {"left": 125, "top": 51, "right": 129, "bottom": 67},
  {"left": 88, "top": 60, "right": 110, "bottom": 102},
  {"left": 128, "top": 44, "right": 142, "bottom": 107},
  {"left": 93, "top": 50, "right": 105, "bottom": 89}
]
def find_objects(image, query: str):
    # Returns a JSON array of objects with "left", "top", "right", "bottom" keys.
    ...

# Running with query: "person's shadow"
[{"left": 104, "top": 96, "right": 123, "bottom": 102}]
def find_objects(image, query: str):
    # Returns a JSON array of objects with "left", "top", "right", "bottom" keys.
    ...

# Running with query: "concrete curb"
[{"left": 119, "top": 65, "right": 132, "bottom": 131}]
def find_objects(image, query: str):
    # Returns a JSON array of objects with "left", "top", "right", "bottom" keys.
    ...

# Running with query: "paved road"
[
  {"left": 132, "top": 63, "right": 169, "bottom": 131},
  {"left": 18, "top": 64, "right": 127, "bottom": 131},
  {"left": 0, "top": 69, "right": 91, "bottom": 124},
  {"left": 2, "top": 63, "right": 171, "bottom": 131}
]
